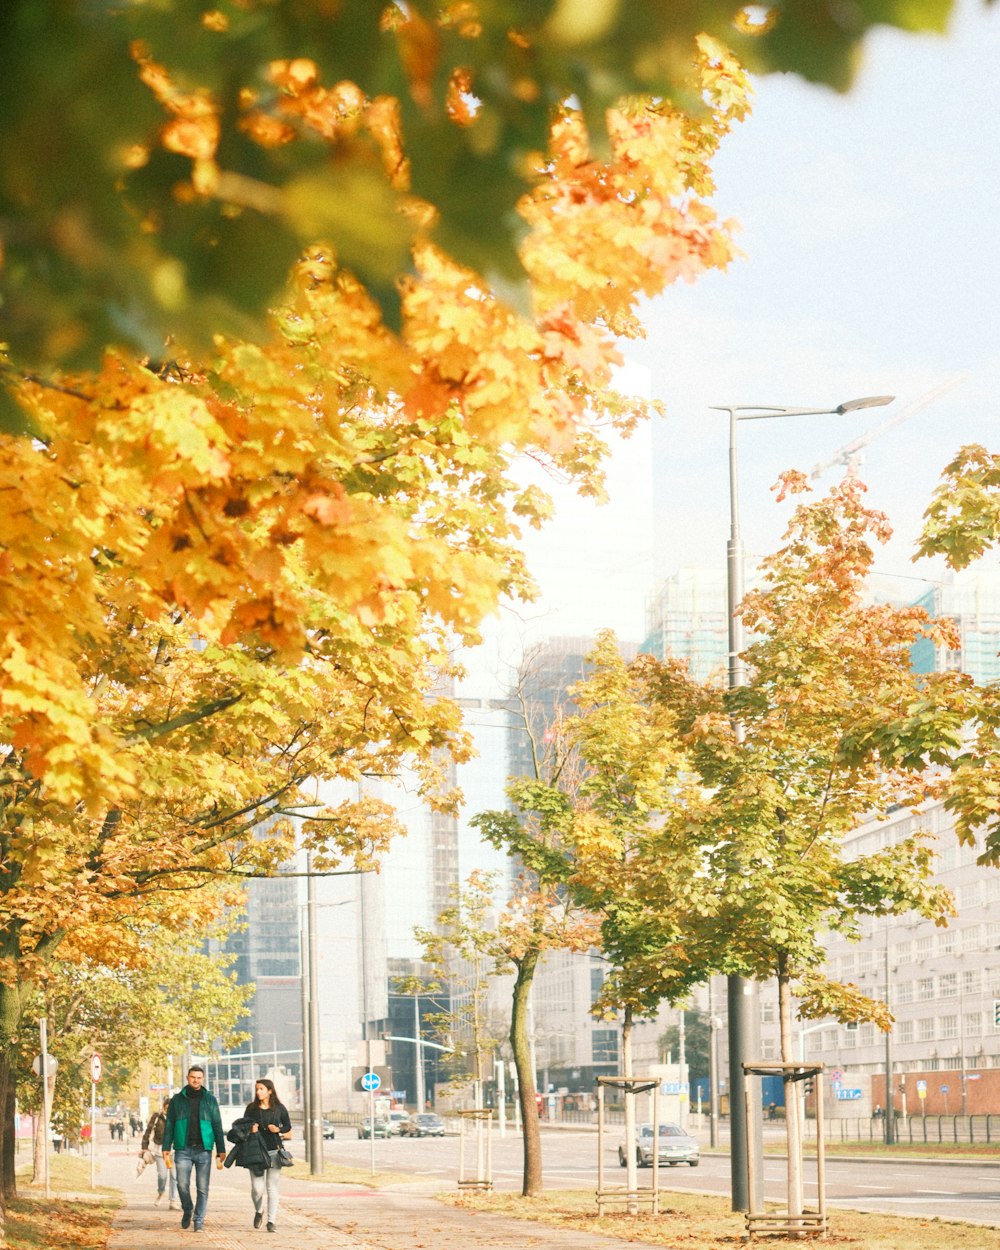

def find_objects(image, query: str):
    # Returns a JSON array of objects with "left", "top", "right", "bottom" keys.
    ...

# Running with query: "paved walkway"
[{"left": 98, "top": 1140, "right": 668, "bottom": 1250}]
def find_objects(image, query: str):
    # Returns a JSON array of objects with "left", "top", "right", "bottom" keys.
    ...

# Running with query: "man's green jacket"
[{"left": 163, "top": 1086, "right": 226, "bottom": 1153}]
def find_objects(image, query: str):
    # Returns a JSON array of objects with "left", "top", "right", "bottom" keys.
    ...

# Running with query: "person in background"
[
  {"left": 245, "top": 1078, "right": 292, "bottom": 1233},
  {"left": 162, "top": 1066, "right": 226, "bottom": 1233},
  {"left": 142, "top": 1098, "right": 178, "bottom": 1209}
]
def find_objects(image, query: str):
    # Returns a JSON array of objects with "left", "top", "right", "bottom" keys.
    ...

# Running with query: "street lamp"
[{"left": 712, "top": 393, "right": 894, "bottom": 1213}]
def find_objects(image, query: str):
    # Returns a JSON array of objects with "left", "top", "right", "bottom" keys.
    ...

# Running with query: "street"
[{"left": 315, "top": 1126, "right": 1000, "bottom": 1226}]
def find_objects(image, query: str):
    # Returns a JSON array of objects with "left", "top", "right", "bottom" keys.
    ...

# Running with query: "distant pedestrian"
[
  {"left": 162, "top": 1066, "right": 226, "bottom": 1233},
  {"left": 244, "top": 1079, "right": 292, "bottom": 1233},
  {"left": 767, "top": 1102, "right": 777, "bottom": 1121},
  {"left": 142, "top": 1098, "right": 178, "bottom": 1209}
]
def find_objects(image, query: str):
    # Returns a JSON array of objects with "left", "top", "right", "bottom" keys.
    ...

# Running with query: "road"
[{"left": 317, "top": 1125, "right": 1000, "bottom": 1226}]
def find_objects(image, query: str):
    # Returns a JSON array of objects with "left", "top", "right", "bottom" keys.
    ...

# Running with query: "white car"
[
  {"left": 386, "top": 1110, "right": 411, "bottom": 1136},
  {"left": 619, "top": 1122, "right": 699, "bottom": 1168}
]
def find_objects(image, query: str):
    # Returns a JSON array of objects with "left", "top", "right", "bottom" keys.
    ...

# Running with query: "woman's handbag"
[{"left": 277, "top": 1146, "right": 294, "bottom": 1167}]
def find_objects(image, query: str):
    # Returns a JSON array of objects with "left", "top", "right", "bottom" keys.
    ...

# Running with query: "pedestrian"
[
  {"left": 768, "top": 1102, "right": 777, "bottom": 1121},
  {"left": 162, "top": 1065, "right": 226, "bottom": 1233},
  {"left": 244, "top": 1078, "right": 292, "bottom": 1233},
  {"left": 142, "top": 1098, "right": 178, "bottom": 1209}
]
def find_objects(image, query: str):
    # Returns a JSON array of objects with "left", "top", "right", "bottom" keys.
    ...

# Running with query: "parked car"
[
  {"left": 399, "top": 1112, "right": 446, "bottom": 1138},
  {"left": 322, "top": 1119, "right": 336, "bottom": 1140},
  {"left": 619, "top": 1122, "right": 699, "bottom": 1168},
  {"left": 358, "top": 1117, "right": 390, "bottom": 1139},
  {"left": 386, "top": 1110, "right": 411, "bottom": 1136}
]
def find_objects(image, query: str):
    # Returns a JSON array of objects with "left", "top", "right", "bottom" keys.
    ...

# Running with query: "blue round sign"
[{"left": 361, "top": 1072, "right": 381, "bottom": 1092}]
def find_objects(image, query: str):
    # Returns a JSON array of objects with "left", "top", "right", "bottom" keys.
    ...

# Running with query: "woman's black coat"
[{"left": 223, "top": 1116, "right": 271, "bottom": 1175}]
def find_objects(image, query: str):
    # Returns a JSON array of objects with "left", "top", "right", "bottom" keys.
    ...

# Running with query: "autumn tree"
[
  {"left": 640, "top": 475, "right": 957, "bottom": 1223},
  {"left": 471, "top": 655, "right": 602, "bottom": 1197},
  {"left": 0, "top": 0, "right": 953, "bottom": 404},
  {"left": 0, "top": 41, "right": 751, "bottom": 1227},
  {"left": 16, "top": 927, "right": 250, "bottom": 1184},
  {"left": 905, "top": 444, "right": 1000, "bottom": 862},
  {"left": 485, "top": 631, "right": 711, "bottom": 1209},
  {"left": 407, "top": 871, "right": 510, "bottom": 1099}
]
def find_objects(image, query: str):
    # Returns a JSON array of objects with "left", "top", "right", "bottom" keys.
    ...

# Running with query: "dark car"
[
  {"left": 400, "top": 1112, "right": 446, "bottom": 1138},
  {"left": 619, "top": 1122, "right": 699, "bottom": 1168}
]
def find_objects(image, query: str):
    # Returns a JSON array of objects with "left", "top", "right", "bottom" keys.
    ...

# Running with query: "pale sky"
[{"left": 484, "top": 0, "right": 1000, "bottom": 662}]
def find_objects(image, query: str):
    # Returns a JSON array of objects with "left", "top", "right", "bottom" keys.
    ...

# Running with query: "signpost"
[
  {"left": 36, "top": 1020, "right": 55, "bottom": 1199},
  {"left": 362, "top": 1070, "right": 380, "bottom": 1173},
  {"left": 89, "top": 1054, "right": 101, "bottom": 1189}
]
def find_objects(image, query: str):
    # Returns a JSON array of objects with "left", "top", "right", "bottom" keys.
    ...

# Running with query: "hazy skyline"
[{"left": 493, "top": 0, "right": 1000, "bottom": 657}]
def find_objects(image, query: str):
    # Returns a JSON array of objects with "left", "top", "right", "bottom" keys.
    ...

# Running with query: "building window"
[
  {"left": 843, "top": 1027, "right": 857, "bottom": 1049},
  {"left": 917, "top": 1017, "right": 936, "bottom": 1042},
  {"left": 858, "top": 950, "right": 874, "bottom": 975},
  {"left": 915, "top": 936, "right": 934, "bottom": 962},
  {"left": 986, "top": 922, "right": 1000, "bottom": 950},
  {"left": 938, "top": 929, "right": 957, "bottom": 956},
  {"left": 965, "top": 1012, "right": 982, "bottom": 1037},
  {"left": 898, "top": 1020, "right": 914, "bottom": 1044},
  {"left": 592, "top": 1028, "right": 619, "bottom": 1065},
  {"left": 963, "top": 926, "right": 982, "bottom": 955},
  {"left": 917, "top": 977, "right": 935, "bottom": 1002},
  {"left": 895, "top": 980, "right": 913, "bottom": 1005},
  {"left": 960, "top": 881, "right": 983, "bottom": 909},
  {"left": 860, "top": 1024, "right": 875, "bottom": 1047},
  {"left": 894, "top": 940, "right": 912, "bottom": 966},
  {"left": 761, "top": 1000, "right": 775, "bottom": 1023},
  {"left": 938, "top": 1015, "right": 958, "bottom": 1039},
  {"left": 938, "top": 973, "right": 958, "bottom": 998},
  {"left": 963, "top": 968, "right": 981, "bottom": 995},
  {"left": 760, "top": 1038, "right": 775, "bottom": 1059}
]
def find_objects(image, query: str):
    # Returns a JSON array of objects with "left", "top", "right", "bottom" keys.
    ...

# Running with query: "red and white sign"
[{"left": 89, "top": 1053, "right": 102, "bottom": 1083}]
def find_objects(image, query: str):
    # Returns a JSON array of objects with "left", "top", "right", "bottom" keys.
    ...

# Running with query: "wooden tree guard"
[
  {"left": 595, "top": 1075, "right": 661, "bottom": 1215},
  {"left": 742, "top": 1062, "right": 828, "bottom": 1240},
  {"left": 457, "top": 1107, "right": 493, "bottom": 1191}
]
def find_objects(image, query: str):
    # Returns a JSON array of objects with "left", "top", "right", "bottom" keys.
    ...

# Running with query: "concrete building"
[
  {"left": 910, "top": 568, "right": 1000, "bottom": 684},
  {"left": 757, "top": 799, "right": 1000, "bottom": 1116},
  {"left": 641, "top": 566, "right": 730, "bottom": 681}
]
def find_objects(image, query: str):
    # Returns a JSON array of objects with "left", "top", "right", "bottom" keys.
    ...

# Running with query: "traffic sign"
[
  {"left": 939, "top": 1084, "right": 949, "bottom": 1093},
  {"left": 31, "top": 1054, "right": 58, "bottom": 1077},
  {"left": 360, "top": 1071, "right": 381, "bottom": 1093},
  {"left": 90, "top": 1053, "right": 102, "bottom": 1083}
]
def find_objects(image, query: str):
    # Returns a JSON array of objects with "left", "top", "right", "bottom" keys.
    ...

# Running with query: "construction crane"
[{"left": 808, "top": 375, "right": 967, "bottom": 481}]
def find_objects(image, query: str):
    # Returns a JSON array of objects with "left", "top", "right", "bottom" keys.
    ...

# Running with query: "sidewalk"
[{"left": 101, "top": 1141, "right": 661, "bottom": 1250}]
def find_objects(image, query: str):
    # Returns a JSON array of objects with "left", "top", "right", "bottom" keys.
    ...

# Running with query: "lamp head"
[{"left": 836, "top": 395, "right": 895, "bottom": 414}]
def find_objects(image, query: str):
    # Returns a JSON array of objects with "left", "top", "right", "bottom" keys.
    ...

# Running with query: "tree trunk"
[
  {"left": 621, "top": 1005, "right": 638, "bottom": 1215},
  {"left": 0, "top": 977, "right": 24, "bottom": 1209},
  {"left": 777, "top": 970, "right": 804, "bottom": 1232},
  {"left": 510, "top": 950, "right": 542, "bottom": 1196}
]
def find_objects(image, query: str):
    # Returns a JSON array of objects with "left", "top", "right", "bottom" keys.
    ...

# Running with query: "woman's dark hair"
[{"left": 252, "top": 1077, "right": 284, "bottom": 1111}]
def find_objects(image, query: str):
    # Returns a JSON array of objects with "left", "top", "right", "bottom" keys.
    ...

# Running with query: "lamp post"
[{"left": 712, "top": 392, "right": 894, "bottom": 1212}]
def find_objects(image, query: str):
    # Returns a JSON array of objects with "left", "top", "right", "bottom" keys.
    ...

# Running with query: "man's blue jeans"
[{"left": 174, "top": 1146, "right": 212, "bottom": 1229}]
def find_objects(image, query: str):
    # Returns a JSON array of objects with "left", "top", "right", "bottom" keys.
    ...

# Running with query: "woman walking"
[
  {"left": 245, "top": 1079, "right": 291, "bottom": 1232},
  {"left": 141, "top": 1098, "right": 178, "bottom": 1209}
]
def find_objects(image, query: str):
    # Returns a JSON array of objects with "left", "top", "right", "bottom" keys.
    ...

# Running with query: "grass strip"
[{"left": 441, "top": 1185, "right": 1000, "bottom": 1248}]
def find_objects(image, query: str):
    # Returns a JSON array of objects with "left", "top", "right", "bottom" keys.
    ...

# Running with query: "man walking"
[{"left": 162, "top": 1066, "right": 226, "bottom": 1233}]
